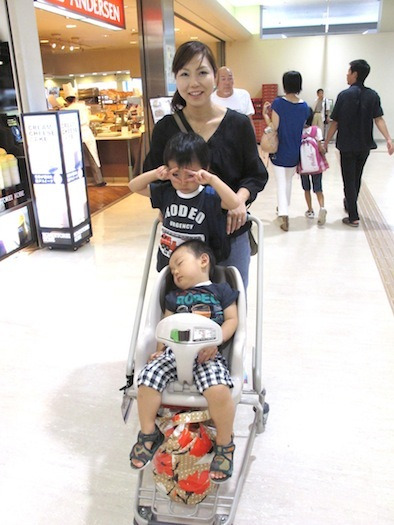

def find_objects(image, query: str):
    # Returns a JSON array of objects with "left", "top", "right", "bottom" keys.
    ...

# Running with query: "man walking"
[
  {"left": 325, "top": 59, "right": 393, "bottom": 227},
  {"left": 312, "top": 88, "right": 329, "bottom": 137}
]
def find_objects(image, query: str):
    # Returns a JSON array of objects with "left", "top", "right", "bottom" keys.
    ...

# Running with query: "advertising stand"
[{"left": 22, "top": 110, "right": 92, "bottom": 250}]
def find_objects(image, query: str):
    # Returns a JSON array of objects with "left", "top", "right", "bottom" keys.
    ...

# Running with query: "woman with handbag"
[
  {"left": 143, "top": 41, "right": 268, "bottom": 288},
  {"left": 263, "top": 71, "right": 309, "bottom": 231}
]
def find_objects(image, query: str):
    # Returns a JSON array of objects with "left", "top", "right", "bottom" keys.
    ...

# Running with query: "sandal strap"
[
  {"left": 130, "top": 425, "right": 164, "bottom": 468},
  {"left": 210, "top": 441, "right": 236, "bottom": 482}
]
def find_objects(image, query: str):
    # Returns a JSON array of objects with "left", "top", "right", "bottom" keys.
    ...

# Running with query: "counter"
[{"left": 95, "top": 130, "right": 144, "bottom": 182}]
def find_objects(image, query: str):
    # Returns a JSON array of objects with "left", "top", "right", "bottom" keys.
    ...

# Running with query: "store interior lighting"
[{"left": 40, "top": 34, "right": 85, "bottom": 53}]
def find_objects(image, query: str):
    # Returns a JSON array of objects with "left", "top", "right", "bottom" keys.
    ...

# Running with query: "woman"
[
  {"left": 263, "top": 71, "right": 309, "bottom": 231},
  {"left": 62, "top": 83, "right": 106, "bottom": 187},
  {"left": 143, "top": 41, "right": 268, "bottom": 288}
]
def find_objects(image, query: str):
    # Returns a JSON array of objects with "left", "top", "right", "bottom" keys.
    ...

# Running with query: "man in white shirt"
[
  {"left": 211, "top": 67, "right": 255, "bottom": 125},
  {"left": 312, "top": 88, "right": 330, "bottom": 137}
]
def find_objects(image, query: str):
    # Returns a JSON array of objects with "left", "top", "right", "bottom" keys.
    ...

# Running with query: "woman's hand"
[
  {"left": 197, "top": 346, "right": 218, "bottom": 364},
  {"left": 263, "top": 101, "right": 271, "bottom": 115},
  {"left": 226, "top": 201, "right": 247, "bottom": 234}
]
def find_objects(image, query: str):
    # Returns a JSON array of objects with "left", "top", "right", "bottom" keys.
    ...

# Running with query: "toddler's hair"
[
  {"left": 171, "top": 240, "right": 216, "bottom": 280},
  {"left": 163, "top": 132, "right": 210, "bottom": 170}
]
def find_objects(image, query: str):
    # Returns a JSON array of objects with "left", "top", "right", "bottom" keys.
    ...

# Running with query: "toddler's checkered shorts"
[{"left": 137, "top": 347, "right": 233, "bottom": 393}]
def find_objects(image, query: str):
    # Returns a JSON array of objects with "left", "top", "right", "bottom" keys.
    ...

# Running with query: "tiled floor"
[{"left": 0, "top": 144, "right": 393, "bottom": 525}]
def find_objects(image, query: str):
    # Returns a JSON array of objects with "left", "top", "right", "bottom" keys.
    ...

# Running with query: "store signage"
[
  {"left": 34, "top": 0, "right": 126, "bottom": 30},
  {"left": 22, "top": 111, "right": 91, "bottom": 248}
]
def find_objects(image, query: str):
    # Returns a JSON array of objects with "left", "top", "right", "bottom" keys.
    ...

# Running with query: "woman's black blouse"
[{"left": 143, "top": 109, "right": 268, "bottom": 204}]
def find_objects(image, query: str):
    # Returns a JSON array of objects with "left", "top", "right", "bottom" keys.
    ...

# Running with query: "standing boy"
[{"left": 128, "top": 132, "right": 240, "bottom": 269}]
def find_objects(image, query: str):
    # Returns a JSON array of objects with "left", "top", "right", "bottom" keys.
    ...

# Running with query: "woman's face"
[{"left": 175, "top": 54, "right": 215, "bottom": 108}]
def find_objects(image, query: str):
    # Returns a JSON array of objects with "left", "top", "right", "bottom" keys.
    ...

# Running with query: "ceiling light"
[
  {"left": 51, "top": 43, "right": 57, "bottom": 48},
  {"left": 66, "top": 24, "right": 77, "bottom": 28},
  {"left": 174, "top": 28, "right": 180, "bottom": 32},
  {"left": 190, "top": 36, "right": 199, "bottom": 40},
  {"left": 70, "top": 46, "right": 74, "bottom": 51},
  {"left": 40, "top": 39, "right": 49, "bottom": 43}
]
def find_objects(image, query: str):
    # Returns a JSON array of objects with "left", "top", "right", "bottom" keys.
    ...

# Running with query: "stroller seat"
[{"left": 127, "top": 264, "right": 247, "bottom": 408}]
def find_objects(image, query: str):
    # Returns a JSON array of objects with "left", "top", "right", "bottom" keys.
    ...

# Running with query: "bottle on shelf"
[
  {"left": 0, "top": 161, "right": 4, "bottom": 191},
  {"left": 0, "top": 154, "right": 12, "bottom": 188},
  {"left": 6, "top": 154, "right": 21, "bottom": 186}
]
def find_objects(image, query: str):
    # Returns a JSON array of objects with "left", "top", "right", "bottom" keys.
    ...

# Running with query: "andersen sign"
[{"left": 35, "top": 0, "right": 126, "bottom": 30}]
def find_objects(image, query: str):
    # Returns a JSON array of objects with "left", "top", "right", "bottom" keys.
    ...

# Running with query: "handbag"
[
  {"left": 153, "top": 408, "right": 215, "bottom": 505},
  {"left": 248, "top": 228, "right": 258, "bottom": 256},
  {"left": 260, "top": 126, "right": 278, "bottom": 154}
]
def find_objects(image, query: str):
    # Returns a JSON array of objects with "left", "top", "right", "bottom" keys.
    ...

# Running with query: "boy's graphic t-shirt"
[
  {"left": 165, "top": 282, "right": 239, "bottom": 326},
  {"left": 150, "top": 182, "right": 230, "bottom": 271}
]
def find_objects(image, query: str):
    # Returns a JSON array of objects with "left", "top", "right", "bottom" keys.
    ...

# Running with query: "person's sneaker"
[
  {"left": 305, "top": 210, "right": 314, "bottom": 219},
  {"left": 279, "top": 215, "right": 289, "bottom": 231},
  {"left": 317, "top": 207, "right": 327, "bottom": 225}
]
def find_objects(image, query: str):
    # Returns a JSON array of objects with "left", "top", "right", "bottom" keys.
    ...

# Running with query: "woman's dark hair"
[
  {"left": 349, "top": 59, "right": 370, "bottom": 84},
  {"left": 163, "top": 132, "right": 210, "bottom": 169},
  {"left": 282, "top": 70, "right": 303, "bottom": 94},
  {"left": 171, "top": 239, "right": 216, "bottom": 279},
  {"left": 305, "top": 107, "right": 314, "bottom": 127},
  {"left": 171, "top": 41, "right": 217, "bottom": 111}
]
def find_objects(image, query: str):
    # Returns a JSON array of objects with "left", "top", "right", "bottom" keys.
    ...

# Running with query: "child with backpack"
[{"left": 297, "top": 107, "right": 329, "bottom": 225}]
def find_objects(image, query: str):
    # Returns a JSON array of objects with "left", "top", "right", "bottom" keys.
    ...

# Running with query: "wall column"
[
  {"left": 137, "top": 0, "right": 176, "bottom": 140},
  {"left": 2, "top": 0, "right": 46, "bottom": 113}
]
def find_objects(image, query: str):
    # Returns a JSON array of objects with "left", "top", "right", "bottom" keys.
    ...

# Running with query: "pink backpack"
[{"left": 297, "top": 126, "right": 329, "bottom": 175}]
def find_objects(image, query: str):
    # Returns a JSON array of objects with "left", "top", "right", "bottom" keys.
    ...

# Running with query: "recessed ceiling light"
[
  {"left": 190, "top": 36, "right": 199, "bottom": 40},
  {"left": 40, "top": 39, "right": 49, "bottom": 43},
  {"left": 174, "top": 28, "right": 180, "bottom": 32},
  {"left": 130, "top": 40, "right": 137, "bottom": 44},
  {"left": 66, "top": 24, "right": 77, "bottom": 28}
]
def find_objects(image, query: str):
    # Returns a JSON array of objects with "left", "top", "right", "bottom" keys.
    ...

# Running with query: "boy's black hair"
[
  {"left": 282, "top": 70, "right": 303, "bottom": 94},
  {"left": 170, "top": 240, "right": 216, "bottom": 280},
  {"left": 163, "top": 132, "right": 210, "bottom": 170},
  {"left": 349, "top": 59, "right": 370, "bottom": 85},
  {"left": 305, "top": 106, "right": 314, "bottom": 127}
]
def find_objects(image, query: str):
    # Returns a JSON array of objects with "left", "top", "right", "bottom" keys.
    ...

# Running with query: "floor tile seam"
[{"left": 359, "top": 184, "right": 394, "bottom": 314}]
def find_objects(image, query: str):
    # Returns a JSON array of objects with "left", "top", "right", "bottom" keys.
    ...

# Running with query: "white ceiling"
[{"left": 34, "top": 0, "right": 390, "bottom": 55}]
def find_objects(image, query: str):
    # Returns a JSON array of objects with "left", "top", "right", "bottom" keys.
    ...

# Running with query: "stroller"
[{"left": 121, "top": 215, "right": 268, "bottom": 525}]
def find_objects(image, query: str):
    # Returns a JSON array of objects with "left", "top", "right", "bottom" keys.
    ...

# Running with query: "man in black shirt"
[{"left": 325, "top": 59, "right": 393, "bottom": 227}]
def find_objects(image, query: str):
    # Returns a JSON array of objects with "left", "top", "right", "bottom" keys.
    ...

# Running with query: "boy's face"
[
  {"left": 167, "top": 160, "right": 202, "bottom": 193},
  {"left": 169, "top": 246, "right": 210, "bottom": 289}
]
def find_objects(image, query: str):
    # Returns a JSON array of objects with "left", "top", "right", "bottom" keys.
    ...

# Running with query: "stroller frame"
[{"left": 122, "top": 215, "right": 267, "bottom": 525}]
